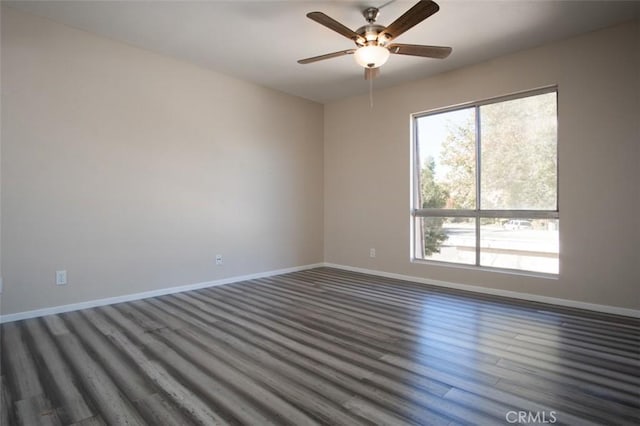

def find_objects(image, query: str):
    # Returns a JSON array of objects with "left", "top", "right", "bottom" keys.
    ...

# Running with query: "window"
[{"left": 412, "top": 88, "right": 558, "bottom": 274}]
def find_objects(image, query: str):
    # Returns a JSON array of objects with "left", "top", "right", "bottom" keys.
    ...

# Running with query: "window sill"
[{"left": 410, "top": 258, "right": 559, "bottom": 280}]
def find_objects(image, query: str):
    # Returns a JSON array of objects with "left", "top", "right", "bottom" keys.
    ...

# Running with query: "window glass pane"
[
  {"left": 413, "top": 89, "right": 559, "bottom": 275},
  {"left": 479, "top": 219, "right": 559, "bottom": 274},
  {"left": 416, "top": 108, "right": 476, "bottom": 209},
  {"left": 480, "top": 92, "right": 557, "bottom": 210},
  {"left": 415, "top": 217, "right": 475, "bottom": 265}
]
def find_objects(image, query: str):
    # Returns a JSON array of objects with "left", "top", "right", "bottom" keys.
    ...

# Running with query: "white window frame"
[{"left": 411, "top": 87, "right": 559, "bottom": 275}]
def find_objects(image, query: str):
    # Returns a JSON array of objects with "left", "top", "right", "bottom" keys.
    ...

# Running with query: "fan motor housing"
[{"left": 355, "top": 24, "right": 386, "bottom": 46}]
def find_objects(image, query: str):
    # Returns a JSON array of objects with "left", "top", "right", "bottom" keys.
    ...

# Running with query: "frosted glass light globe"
[{"left": 354, "top": 45, "right": 390, "bottom": 68}]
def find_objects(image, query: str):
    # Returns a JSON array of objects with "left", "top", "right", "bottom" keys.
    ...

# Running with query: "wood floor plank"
[
  {"left": 1, "top": 375, "right": 13, "bottom": 426},
  {"left": 22, "top": 318, "right": 95, "bottom": 424},
  {"left": 207, "top": 282, "right": 639, "bottom": 392},
  {"left": 171, "top": 292, "right": 377, "bottom": 381},
  {"left": 270, "top": 276, "right": 640, "bottom": 380},
  {"left": 211, "top": 287, "right": 501, "bottom": 385},
  {"left": 279, "top": 273, "right": 640, "bottom": 351},
  {"left": 2, "top": 322, "right": 45, "bottom": 400},
  {"left": 102, "top": 304, "right": 287, "bottom": 426},
  {"left": 69, "top": 415, "right": 107, "bottom": 426},
  {"left": 252, "top": 276, "right": 640, "bottom": 369},
  {"left": 135, "top": 393, "right": 197, "bottom": 426},
  {"left": 61, "top": 310, "right": 195, "bottom": 425},
  {"left": 302, "top": 269, "right": 640, "bottom": 333},
  {"left": 341, "top": 397, "right": 416, "bottom": 426},
  {"left": 114, "top": 310, "right": 323, "bottom": 426},
  {"left": 41, "top": 315, "right": 147, "bottom": 426},
  {"left": 81, "top": 308, "right": 228, "bottom": 426},
  {"left": 495, "top": 358, "right": 640, "bottom": 407},
  {"left": 493, "top": 378, "right": 638, "bottom": 424},
  {"left": 168, "top": 293, "right": 518, "bottom": 425},
  {"left": 151, "top": 297, "right": 457, "bottom": 425},
  {"left": 172, "top": 292, "right": 476, "bottom": 421},
  {"left": 443, "top": 387, "right": 599, "bottom": 426},
  {"left": 132, "top": 299, "right": 371, "bottom": 426},
  {"left": 296, "top": 272, "right": 640, "bottom": 347},
  {"left": 15, "top": 393, "right": 62, "bottom": 426},
  {"left": 61, "top": 311, "right": 155, "bottom": 402},
  {"left": 2, "top": 267, "right": 638, "bottom": 425},
  {"left": 183, "top": 290, "right": 463, "bottom": 398}
]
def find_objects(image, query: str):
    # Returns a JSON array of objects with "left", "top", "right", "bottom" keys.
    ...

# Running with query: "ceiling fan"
[{"left": 298, "top": 0, "right": 452, "bottom": 80}]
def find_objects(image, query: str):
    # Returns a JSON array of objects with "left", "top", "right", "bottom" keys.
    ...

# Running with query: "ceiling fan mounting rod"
[{"left": 363, "top": 7, "right": 380, "bottom": 23}]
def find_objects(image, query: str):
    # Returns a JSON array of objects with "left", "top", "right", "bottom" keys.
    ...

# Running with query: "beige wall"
[
  {"left": 324, "top": 20, "right": 640, "bottom": 310},
  {"left": 1, "top": 8, "right": 324, "bottom": 315},
  {"left": 2, "top": 7, "right": 637, "bottom": 316}
]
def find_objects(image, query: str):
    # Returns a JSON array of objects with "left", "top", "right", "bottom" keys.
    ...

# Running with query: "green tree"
[
  {"left": 440, "top": 116, "right": 476, "bottom": 209},
  {"left": 480, "top": 94, "right": 557, "bottom": 210},
  {"left": 421, "top": 157, "right": 449, "bottom": 208},
  {"left": 438, "top": 93, "right": 557, "bottom": 211},
  {"left": 419, "top": 158, "right": 449, "bottom": 255}
]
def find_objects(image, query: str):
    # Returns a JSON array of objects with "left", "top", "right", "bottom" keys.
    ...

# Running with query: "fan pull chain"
[{"left": 369, "top": 76, "right": 374, "bottom": 109}]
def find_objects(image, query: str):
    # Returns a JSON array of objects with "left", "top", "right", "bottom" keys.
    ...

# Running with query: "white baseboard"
[
  {"left": 0, "top": 263, "right": 324, "bottom": 323},
  {"left": 324, "top": 263, "right": 640, "bottom": 318},
  {"left": 3, "top": 262, "right": 638, "bottom": 322}
]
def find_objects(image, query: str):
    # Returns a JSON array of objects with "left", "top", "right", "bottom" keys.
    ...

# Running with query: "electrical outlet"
[
  {"left": 215, "top": 255, "right": 223, "bottom": 265},
  {"left": 56, "top": 270, "right": 67, "bottom": 286},
  {"left": 369, "top": 248, "right": 376, "bottom": 258}
]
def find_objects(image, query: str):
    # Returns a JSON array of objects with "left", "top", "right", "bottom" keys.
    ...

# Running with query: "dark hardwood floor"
[{"left": 1, "top": 267, "right": 639, "bottom": 425}]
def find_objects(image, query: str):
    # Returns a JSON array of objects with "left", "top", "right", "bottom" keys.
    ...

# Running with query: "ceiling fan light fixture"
[
  {"left": 298, "top": 1, "right": 451, "bottom": 78},
  {"left": 354, "top": 45, "right": 390, "bottom": 68}
]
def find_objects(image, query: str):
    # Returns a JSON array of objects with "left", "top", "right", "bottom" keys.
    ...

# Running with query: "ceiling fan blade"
[
  {"left": 364, "top": 67, "right": 380, "bottom": 80},
  {"left": 381, "top": 0, "right": 440, "bottom": 42},
  {"left": 298, "top": 49, "right": 356, "bottom": 64},
  {"left": 388, "top": 43, "right": 452, "bottom": 58},
  {"left": 307, "top": 12, "right": 363, "bottom": 42}
]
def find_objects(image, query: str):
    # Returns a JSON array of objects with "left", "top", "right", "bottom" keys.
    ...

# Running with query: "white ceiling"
[{"left": 5, "top": 0, "right": 640, "bottom": 103}]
